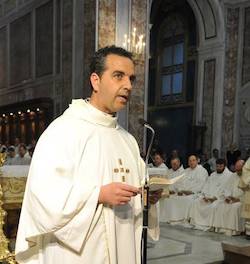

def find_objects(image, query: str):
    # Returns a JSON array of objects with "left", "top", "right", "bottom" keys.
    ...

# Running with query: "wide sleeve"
[
  {"left": 242, "top": 158, "right": 250, "bottom": 186},
  {"left": 16, "top": 121, "right": 102, "bottom": 255}
]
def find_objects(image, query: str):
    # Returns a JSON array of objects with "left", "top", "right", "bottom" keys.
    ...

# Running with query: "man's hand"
[
  {"left": 182, "top": 190, "right": 193, "bottom": 196},
  {"left": 149, "top": 189, "right": 163, "bottom": 204},
  {"left": 98, "top": 182, "right": 140, "bottom": 206},
  {"left": 203, "top": 197, "right": 217, "bottom": 203},
  {"left": 225, "top": 196, "right": 240, "bottom": 203}
]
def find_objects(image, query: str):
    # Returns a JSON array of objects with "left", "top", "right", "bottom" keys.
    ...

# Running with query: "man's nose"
[{"left": 124, "top": 76, "right": 133, "bottom": 90}]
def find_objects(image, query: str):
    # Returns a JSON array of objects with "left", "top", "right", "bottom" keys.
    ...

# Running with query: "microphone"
[
  {"left": 138, "top": 118, "right": 155, "bottom": 167},
  {"left": 138, "top": 118, "right": 155, "bottom": 264}
]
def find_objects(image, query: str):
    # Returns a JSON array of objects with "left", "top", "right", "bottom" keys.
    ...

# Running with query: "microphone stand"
[{"left": 141, "top": 122, "right": 155, "bottom": 264}]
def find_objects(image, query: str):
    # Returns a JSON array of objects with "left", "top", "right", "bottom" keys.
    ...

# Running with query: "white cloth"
[
  {"left": 178, "top": 165, "right": 208, "bottom": 193},
  {"left": 202, "top": 168, "right": 232, "bottom": 199},
  {"left": 157, "top": 163, "right": 168, "bottom": 169},
  {"left": 160, "top": 194, "right": 196, "bottom": 223},
  {"left": 15, "top": 99, "right": 159, "bottom": 264},
  {"left": 189, "top": 168, "right": 232, "bottom": 230},
  {"left": 213, "top": 173, "right": 245, "bottom": 235},
  {"left": 12, "top": 155, "right": 31, "bottom": 165},
  {"left": 1, "top": 165, "right": 30, "bottom": 178},
  {"left": 168, "top": 165, "right": 185, "bottom": 192},
  {"left": 159, "top": 165, "right": 204, "bottom": 223}
]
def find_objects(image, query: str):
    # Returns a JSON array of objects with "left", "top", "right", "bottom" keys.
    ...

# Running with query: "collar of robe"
[{"left": 66, "top": 98, "right": 118, "bottom": 128}]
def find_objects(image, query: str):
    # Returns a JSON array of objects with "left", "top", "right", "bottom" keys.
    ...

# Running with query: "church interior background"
[{"left": 0, "top": 0, "right": 250, "bottom": 263}]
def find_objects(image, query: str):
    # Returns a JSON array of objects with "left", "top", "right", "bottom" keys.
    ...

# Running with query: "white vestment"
[
  {"left": 15, "top": 99, "right": 159, "bottom": 264},
  {"left": 160, "top": 165, "right": 207, "bottom": 224},
  {"left": 189, "top": 168, "right": 232, "bottom": 230},
  {"left": 12, "top": 155, "right": 31, "bottom": 165},
  {"left": 168, "top": 165, "right": 185, "bottom": 192},
  {"left": 213, "top": 173, "right": 245, "bottom": 235}
]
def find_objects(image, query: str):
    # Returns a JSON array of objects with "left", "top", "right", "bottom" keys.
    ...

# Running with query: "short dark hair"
[
  {"left": 188, "top": 154, "right": 198, "bottom": 160},
  {"left": 171, "top": 157, "right": 181, "bottom": 163},
  {"left": 89, "top": 45, "right": 134, "bottom": 77},
  {"left": 19, "top": 143, "right": 26, "bottom": 150},
  {"left": 216, "top": 158, "right": 226, "bottom": 165},
  {"left": 154, "top": 151, "right": 166, "bottom": 161}
]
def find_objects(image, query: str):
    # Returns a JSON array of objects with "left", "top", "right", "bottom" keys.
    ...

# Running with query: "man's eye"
[{"left": 114, "top": 73, "right": 123, "bottom": 80}]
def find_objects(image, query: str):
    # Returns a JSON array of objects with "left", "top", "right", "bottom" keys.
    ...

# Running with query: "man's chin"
[{"left": 115, "top": 102, "right": 127, "bottom": 112}]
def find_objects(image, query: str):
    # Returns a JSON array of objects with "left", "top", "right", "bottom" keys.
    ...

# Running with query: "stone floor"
[{"left": 147, "top": 223, "right": 250, "bottom": 264}]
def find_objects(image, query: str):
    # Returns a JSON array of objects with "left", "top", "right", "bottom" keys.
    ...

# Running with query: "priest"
[
  {"left": 239, "top": 157, "right": 250, "bottom": 239},
  {"left": 15, "top": 46, "right": 160, "bottom": 264},
  {"left": 160, "top": 155, "right": 207, "bottom": 224},
  {"left": 213, "top": 160, "right": 245, "bottom": 235},
  {"left": 159, "top": 157, "right": 184, "bottom": 222},
  {"left": 189, "top": 159, "right": 232, "bottom": 231}
]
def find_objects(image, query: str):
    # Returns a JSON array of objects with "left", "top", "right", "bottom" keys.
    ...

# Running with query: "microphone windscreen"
[{"left": 138, "top": 118, "right": 147, "bottom": 126}]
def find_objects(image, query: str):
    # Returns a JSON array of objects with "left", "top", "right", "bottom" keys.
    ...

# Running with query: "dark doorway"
[{"left": 148, "top": 0, "right": 198, "bottom": 162}]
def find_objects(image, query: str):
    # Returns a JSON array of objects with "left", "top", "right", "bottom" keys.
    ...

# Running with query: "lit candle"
[
  {"left": 127, "top": 38, "right": 131, "bottom": 51},
  {"left": 124, "top": 34, "right": 127, "bottom": 50},
  {"left": 132, "top": 28, "right": 136, "bottom": 52}
]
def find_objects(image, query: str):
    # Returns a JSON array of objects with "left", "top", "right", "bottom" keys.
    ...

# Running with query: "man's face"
[
  {"left": 216, "top": 163, "right": 225, "bottom": 174},
  {"left": 171, "top": 159, "right": 180, "bottom": 171},
  {"left": 9, "top": 150, "right": 15, "bottom": 158},
  {"left": 235, "top": 160, "right": 245, "bottom": 175},
  {"left": 19, "top": 147, "right": 26, "bottom": 158},
  {"left": 153, "top": 154, "right": 164, "bottom": 167},
  {"left": 90, "top": 54, "right": 135, "bottom": 114},
  {"left": 213, "top": 149, "right": 219, "bottom": 158},
  {"left": 188, "top": 155, "right": 198, "bottom": 169}
]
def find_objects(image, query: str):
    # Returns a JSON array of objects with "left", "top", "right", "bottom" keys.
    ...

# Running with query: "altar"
[
  {"left": 0, "top": 165, "right": 29, "bottom": 253},
  {"left": 0, "top": 165, "right": 29, "bottom": 207}
]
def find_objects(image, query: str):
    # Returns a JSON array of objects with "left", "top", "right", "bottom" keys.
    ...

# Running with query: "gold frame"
[{"left": 0, "top": 153, "right": 17, "bottom": 264}]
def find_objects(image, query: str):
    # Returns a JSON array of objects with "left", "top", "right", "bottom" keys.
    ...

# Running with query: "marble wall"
[
  {"left": 128, "top": 0, "right": 147, "bottom": 150},
  {"left": 242, "top": 7, "right": 250, "bottom": 86},
  {"left": 203, "top": 59, "right": 216, "bottom": 155},
  {"left": 98, "top": 0, "right": 116, "bottom": 49},
  {"left": 222, "top": 7, "right": 240, "bottom": 152}
]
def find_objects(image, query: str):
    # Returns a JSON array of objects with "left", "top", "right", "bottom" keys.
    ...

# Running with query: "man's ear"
[{"left": 90, "top": 73, "right": 100, "bottom": 92}]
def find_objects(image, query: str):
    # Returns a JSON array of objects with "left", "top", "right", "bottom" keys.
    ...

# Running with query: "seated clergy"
[
  {"left": 159, "top": 157, "right": 184, "bottom": 222},
  {"left": 168, "top": 157, "right": 185, "bottom": 193},
  {"left": 153, "top": 151, "right": 168, "bottom": 170},
  {"left": 159, "top": 155, "right": 208, "bottom": 224},
  {"left": 4, "top": 146, "right": 16, "bottom": 165},
  {"left": 189, "top": 158, "right": 232, "bottom": 231},
  {"left": 12, "top": 144, "right": 31, "bottom": 165},
  {"left": 213, "top": 159, "right": 245, "bottom": 235}
]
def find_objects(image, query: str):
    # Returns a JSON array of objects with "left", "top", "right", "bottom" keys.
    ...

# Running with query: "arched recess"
[{"left": 148, "top": 0, "right": 225, "bottom": 158}]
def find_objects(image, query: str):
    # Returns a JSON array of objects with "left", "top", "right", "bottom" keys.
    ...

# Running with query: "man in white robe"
[
  {"left": 160, "top": 155, "right": 208, "bottom": 224},
  {"left": 213, "top": 160, "right": 245, "bottom": 235},
  {"left": 152, "top": 151, "right": 168, "bottom": 170},
  {"left": 12, "top": 144, "right": 31, "bottom": 165},
  {"left": 159, "top": 157, "right": 184, "bottom": 222},
  {"left": 239, "top": 157, "right": 250, "bottom": 239},
  {"left": 189, "top": 159, "right": 232, "bottom": 231},
  {"left": 15, "top": 46, "right": 160, "bottom": 264}
]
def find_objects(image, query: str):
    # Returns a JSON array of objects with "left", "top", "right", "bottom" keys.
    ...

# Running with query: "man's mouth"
[{"left": 118, "top": 95, "right": 129, "bottom": 102}]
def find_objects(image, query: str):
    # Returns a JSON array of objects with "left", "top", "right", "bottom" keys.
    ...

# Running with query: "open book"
[{"left": 147, "top": 167, "right": 184, "bottom": 191}]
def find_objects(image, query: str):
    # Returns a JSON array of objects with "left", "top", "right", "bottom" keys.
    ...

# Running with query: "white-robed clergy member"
[
  {"left": 160, "top": 157, "right": 184, "bottom": 222},
  {"left": 239, "top": 157, "right": 250, "bottom": 239},
  {"left": 189, "top": 159, "right": 232, "bottom": 231},
  {"left": 15, "top": 46, "right": 161, "bottom": 264},
  {"left": 152, "top": 151, "right": 169, "bottom": 170},
  {"left": 213, "top": 160, "right": 245, "bottom": 235},
  {"left": 160, "top": 155, "right": 207, "bottom": 224}
]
